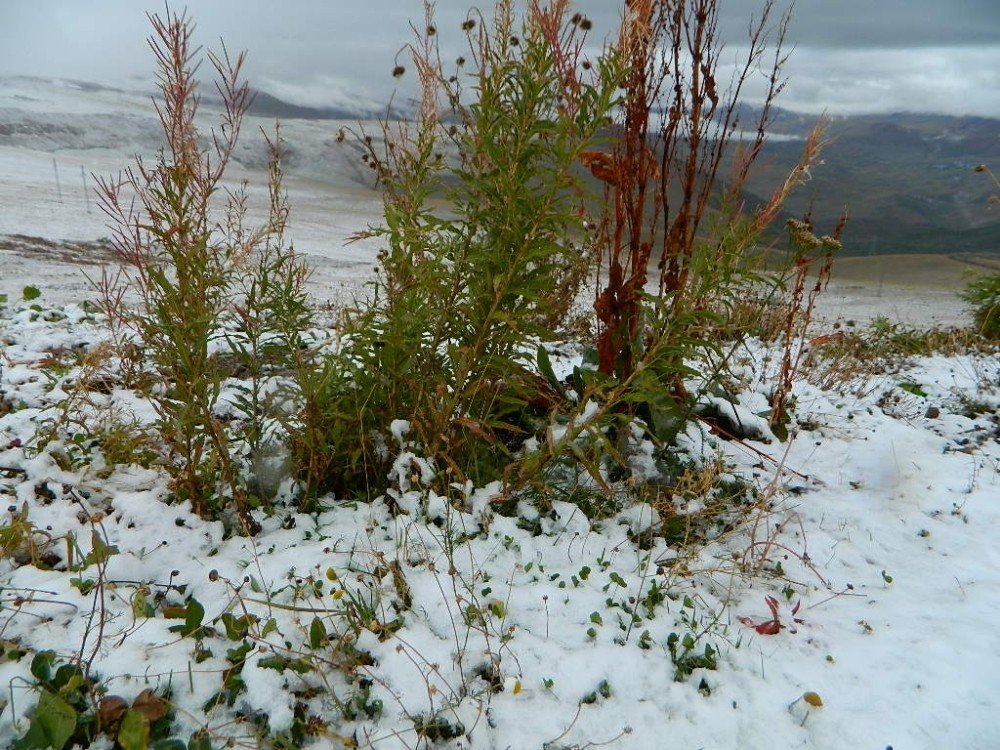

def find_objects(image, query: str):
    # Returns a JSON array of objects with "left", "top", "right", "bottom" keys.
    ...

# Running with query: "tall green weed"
[
  {"left": 292, "top": 0, "right": 620, "bottom": 502},
  {"left": 96, "top": 10, "right": 311, "bottom": 524}
]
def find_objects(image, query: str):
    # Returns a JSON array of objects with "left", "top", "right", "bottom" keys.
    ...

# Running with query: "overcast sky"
[{"left": 1, "top": 0, "right": 999, "bottom": 117}]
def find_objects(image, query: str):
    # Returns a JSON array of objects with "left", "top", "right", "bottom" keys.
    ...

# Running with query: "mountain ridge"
[{"left": 2, "top": 76, "right": 998, "bottom": 256}]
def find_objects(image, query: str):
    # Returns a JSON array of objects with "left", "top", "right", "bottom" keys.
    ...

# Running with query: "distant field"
[
  {"left": 799, "top": 252, "right": 998, "bottom": 327},
  {"left": 829, "top": 253, "right": 1000, "bottom": 291}
]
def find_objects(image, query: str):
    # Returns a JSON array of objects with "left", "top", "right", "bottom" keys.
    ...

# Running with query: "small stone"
[{"left": 925, "top": 406, "right": 940, "bottom": 419}]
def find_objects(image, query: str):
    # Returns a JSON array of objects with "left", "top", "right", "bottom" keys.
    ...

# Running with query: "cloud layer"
[{"left": 1, "top": 0, "right": 998, "bottom": 117}]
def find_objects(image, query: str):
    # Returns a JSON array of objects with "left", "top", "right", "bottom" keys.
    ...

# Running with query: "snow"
[
  {"left": 2, "top": 76, "right": 999, "bottom": 750},
  {"left": 1, "top": 287, "right": 997, "bottom": 749}
]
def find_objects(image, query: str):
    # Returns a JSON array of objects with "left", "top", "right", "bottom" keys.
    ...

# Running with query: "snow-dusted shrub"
[
  {"left": 291, "top": 0, "right": 620, "bottom": 503},
  {"left": 94, "top": 10, "right": 311, "bottom": 525}
]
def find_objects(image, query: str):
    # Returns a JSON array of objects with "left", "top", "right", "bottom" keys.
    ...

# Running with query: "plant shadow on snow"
[{"left": 1, "top": 2, "right": 999, "bottom": 749}]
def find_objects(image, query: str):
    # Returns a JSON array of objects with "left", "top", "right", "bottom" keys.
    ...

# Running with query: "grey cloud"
[{"left": 1, "top": 0, "right": 998, "bottom": 116}]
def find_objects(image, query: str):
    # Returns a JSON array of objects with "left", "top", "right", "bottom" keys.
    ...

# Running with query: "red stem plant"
[
  {"left": 589, "top": 0, "right": 824, "bottom": 395},
  {"left": 769, "top": 214, "right": 845, "bottom": 433}
]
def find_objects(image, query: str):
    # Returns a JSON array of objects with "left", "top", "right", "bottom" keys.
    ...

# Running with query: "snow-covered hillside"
[{"left": 0, "top": 76, "right": 388, "bottom": 310}]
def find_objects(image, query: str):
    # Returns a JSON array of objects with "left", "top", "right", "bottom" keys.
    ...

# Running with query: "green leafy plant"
[
  {"left": 13, "top": 651, "right": 178, "bottom": 750},
  {"left": 962, "top": 271, "right": 1000, "bottom": 341},
  {"left": 0, "top": 503, "right": 59, "bottom": 568},
  {"left": 95, "top": 9, "right": 310, "bottom": 524},
  {"left": 665, "top": 595, "right": 726, "bottom": 682},
  {"left": 292, "top": 0, "right": 620, "bottom": 500},
  {"left": 964, "top": 164, "right": 1000, "bottom": 340}
]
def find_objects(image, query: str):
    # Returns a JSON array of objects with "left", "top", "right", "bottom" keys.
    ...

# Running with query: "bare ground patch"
[{"left": 0, "top": 232, "right": 117, "bottom": 265}]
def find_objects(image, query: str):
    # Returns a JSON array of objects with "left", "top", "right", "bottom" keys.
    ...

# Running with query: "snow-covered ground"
[
  {"left": 1, "top": 291, "right": 997, "bottom": 749},
  {"left": 2, "top": 76, "right": 999, "bottom": 750}
]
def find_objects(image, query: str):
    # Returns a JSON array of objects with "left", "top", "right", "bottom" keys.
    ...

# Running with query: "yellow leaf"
[
  {"left": 512, "top": 679, "right": 522, "bottom": 695},
  {"left": 802, "top": 691, "right": 823, "bottom": 707}
]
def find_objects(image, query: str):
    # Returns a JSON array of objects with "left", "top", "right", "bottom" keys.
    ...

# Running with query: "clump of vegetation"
[
  {"left": 804, "top": 316, "right": 996, "bottom": 396},
  {"left": 963, "top": 273, "right": 1000, "bottom": 341},
  {"left": 291, "top": 0, "right": 621, "bottom": 503},
  {"left": 963, "top": 165, "right": 1000, "bottom": 340},
  {"left": 95, "top": 10, "right": 311, "bottom": 525},
  {"left": 6, "top": 4, "right": 1000, "bottom": 748}
]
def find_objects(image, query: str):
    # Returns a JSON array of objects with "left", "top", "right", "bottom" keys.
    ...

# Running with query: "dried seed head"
[
  {"left": 571, "top": 12, "right": 582, "bottom": 25},
  {"left": 510, "top": 35, "right": 520, "bottom": 46},
  {"left": 582, "top": 60, "right": 592, "bottom": 70},
  {"left": 974, "top": 164, "right": 986, "bottom": 172},
  {"left": 392, "top": 65, "right": 406, "bottom": 78},
  {"left": 580, "top": 17, "right": 593, "bottom": 30},
  {"left": 462, "top": 18, "right": 476, "bottom": 31},
  {"left": 427, "top": 24, "right": 436, "bottom": 36},
  {"left": 456, "top": 56, "right": 466, "bottom": 66}
]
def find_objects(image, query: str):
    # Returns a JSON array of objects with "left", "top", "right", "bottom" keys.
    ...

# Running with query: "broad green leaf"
[
  {"left": 119, "top": 710, "right": 150, "bottom": 750},
  {"left": 309, "top": 617, "right": 328, "bottom": 650},
  {"left": 29, "top": 651, "right": 55, "bottom": 683},
  {"left": 13, "top": 690, "right": 77, "bottom": 750}
]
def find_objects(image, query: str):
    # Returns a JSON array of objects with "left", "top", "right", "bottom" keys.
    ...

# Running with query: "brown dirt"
[
  {"left": 828, "top": 253, "right": 1000, "bottom": 291},
  {"left": 0, "top": 233, "right": 117, "bottom": 265}
]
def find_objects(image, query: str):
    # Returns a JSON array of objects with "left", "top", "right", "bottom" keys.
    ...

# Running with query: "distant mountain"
[
  {"left": 2, "top": 77, "right": 998, "bottom": 256},
  {"left": 736, "top": 107, "right": 1000, "bottom": 256},
  {"left": 244, "top": 89, "right": 406, "bottom": 121},
  {"left": 242, "top": 90, "right": 355, "bottom": 120},
  {"left": 0, "top": 76, "right": 390, "bottom": 188}
]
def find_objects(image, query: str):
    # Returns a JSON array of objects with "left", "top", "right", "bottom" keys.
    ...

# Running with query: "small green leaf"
[
  {"left": 169, "top": 599, "right": 206, "bottom": 637},
  {"left": 309, "top": 617, "right": 328, "bottom": 650},
  {"left": 184, "top": 599, "right": 204, "bottom": 631},
  {"left": 589, "top": 611, "right": 603, "bottom": 625},
  {"left": 119, "top": 709, "right": 151, "bottom": 750},
  {"left": 770, "top": 420, "right": 789, "bottom": 442},
  {"left": 261, "top": 618, "right": 278, "bottom": 638},
  {"left": 897, "top": 381, "right": 927, "bottom": 398},
  {"left": 881, "top": 570, "right": 894, "bottom": 584},
  {"left": 536, "top": 346, "right": 567, "bottom": 398},
  {"left": 22, "top": 286, "right": 41, "bottom": 301},
  {"left": 29, "top": 651, "right": 55, "bottom": 683},
  {"left": 218, "top": 613, "right": 251, "bottom": 641},
  {"left": 86, "top": 531, "right": 119, "bottom": 565}
]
